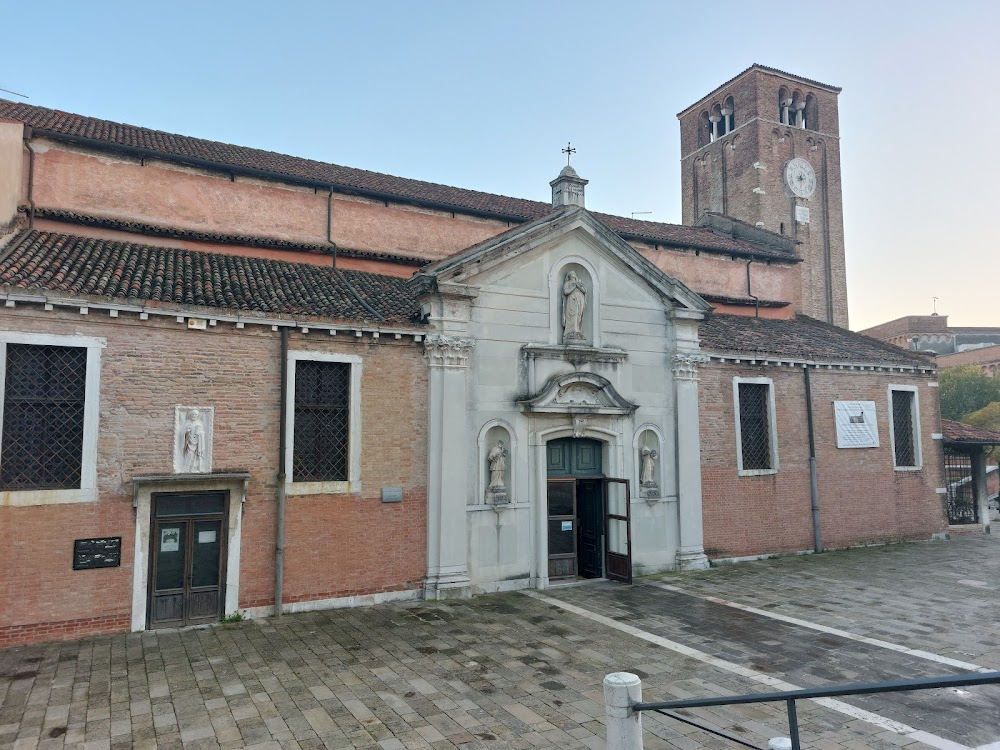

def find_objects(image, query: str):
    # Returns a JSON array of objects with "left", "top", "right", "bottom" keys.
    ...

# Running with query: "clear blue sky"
[{"left": 4, "top": 0, "right": 997, "bottom": 329}]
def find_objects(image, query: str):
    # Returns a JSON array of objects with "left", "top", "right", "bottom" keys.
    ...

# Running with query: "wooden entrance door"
[
  {"left": 149, "top": 492, "right": 226, "bottom": 628},
  {"left": 604, "top": 478, "right": 632, "bottom": 583}
]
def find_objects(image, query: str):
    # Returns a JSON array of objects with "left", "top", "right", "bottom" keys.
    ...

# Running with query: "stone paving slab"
[{"left": 1, "top": 536, "right": 998, "bottom": 750}]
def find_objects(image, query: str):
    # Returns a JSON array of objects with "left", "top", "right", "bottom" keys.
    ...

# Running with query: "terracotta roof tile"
[
  {"left": 1, "top": 99, "right": 796, "bottom": 262},
  {"left": 699, "top": 313, "right": 936, "bottom": 367},
  {"left": 942, "top": 419, "right": 1000, "bottom": 445},
  {"left": 0, "top": 230, "right": 421, "bottom": 324}
]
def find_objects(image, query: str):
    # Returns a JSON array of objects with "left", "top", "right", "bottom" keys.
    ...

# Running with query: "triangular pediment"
[
  {"left": 517, "top": 371, "right": 637, "bottom": 415},
  {"left": 410, "top": 206, "right": 711, "bottom": 313}
]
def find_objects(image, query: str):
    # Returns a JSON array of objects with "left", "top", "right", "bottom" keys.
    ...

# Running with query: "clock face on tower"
[{"left": 784, "top": 158, "right": 816, "bottom": 198}]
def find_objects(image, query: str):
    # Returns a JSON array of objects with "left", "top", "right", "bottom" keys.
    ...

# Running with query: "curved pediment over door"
[{"left": 517, "top": 372, "right": 637, "bottom": 415}]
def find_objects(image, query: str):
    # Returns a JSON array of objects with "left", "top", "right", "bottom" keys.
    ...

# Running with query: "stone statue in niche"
[
  {"left": 486, "top": 439, "right": 509, "bottom": 504},
  {"left": 639, "top": 445, "right": 660, "bottom": 499},
  {"left": 562, "top": 271, "right": 587, "bottom": 343},
  {"left": 174, "top": 406, "right": 214, "bottom": 474}
]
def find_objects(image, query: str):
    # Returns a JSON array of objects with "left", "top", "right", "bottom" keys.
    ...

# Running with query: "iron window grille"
[
  {"left": 891, "top": 389, "right": 917, "bottom": 468},
  {"left": 0, "top": 344, "right": 88, "bottom": 491},
  {"left": 292, "top": 360, "right": 351, "bottom": 482},
  {"left": 738, "top": 382, "right": 772, "bottom": 471}
]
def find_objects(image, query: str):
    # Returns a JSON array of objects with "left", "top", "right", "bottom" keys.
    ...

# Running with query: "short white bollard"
[
  {"left": 604, "top": 672, "right": 643, "bottom": 750},
  {"left": 768, "top": 738, "right": 792, "bottom": 750}
]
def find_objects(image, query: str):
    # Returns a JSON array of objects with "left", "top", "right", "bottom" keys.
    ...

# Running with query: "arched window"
[
  {"left": 699, "top": 111, "right": 712, "bottom": 147},
  {"left": 778, "top": 87, "right": 791, "bottom": 125},
  {"left": 722, "top": 96, "right": 735, "bottom": 135},
  {"left": 709, "top": 104, "right": 723, "bottom": 142},
  {"left": 791, "top": 91, "right": 805, "bottom": 128},
  {"left": 804, "top": 93, "right": 819, "bottom": 131}
]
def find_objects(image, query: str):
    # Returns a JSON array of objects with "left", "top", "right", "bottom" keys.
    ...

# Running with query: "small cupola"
[{"left": 550, "top": 164, "right": 588, "bottom": 209}]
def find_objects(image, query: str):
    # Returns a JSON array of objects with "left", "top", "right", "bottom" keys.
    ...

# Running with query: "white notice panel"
[{"left": 834, "top": 401, "right": 879, "bottom": 448}]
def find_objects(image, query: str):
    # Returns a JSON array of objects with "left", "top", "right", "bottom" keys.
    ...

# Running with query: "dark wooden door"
[
  {"left": 546, "top": 479, "right": 577, "bottom": 579},
  {"left": 576, "top": 479, "right": 604, "bottom": 578},
  {"left": 150, "top": 492, "right": 226, "bottom": 628},
  {"left": 604, "top": 478, "right": 632, "bottom": 583}
]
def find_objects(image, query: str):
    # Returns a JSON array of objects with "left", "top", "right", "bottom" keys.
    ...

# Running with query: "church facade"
[{"left": 0, "top": 65, "right": 947, "bottom": 647}]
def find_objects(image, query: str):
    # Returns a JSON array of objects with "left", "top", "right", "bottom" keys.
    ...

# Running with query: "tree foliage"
[
  {"left": 964, "top": 401, "right": 1000, "bottom": 433},
  {"left": 939, "top": 365, "right": 1000, "bottom": 420}
]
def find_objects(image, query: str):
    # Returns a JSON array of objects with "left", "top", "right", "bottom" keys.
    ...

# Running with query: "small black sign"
[{"left": 73, "top": 537, "right": 122, "bottom": 570}]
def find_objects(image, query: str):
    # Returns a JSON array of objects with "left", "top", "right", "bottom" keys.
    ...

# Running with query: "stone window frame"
[
  {"left": 888, "top": 384, "right": 922, "bottom": 471},
  {"left": 0, "top": 331, "right": 104, "bottom": 506},
  {"left": 284, "top": 350, "right": 363, "bottom": 495},
  {"left": 732, "top": 376, "right": 779, "bottom": 477}
]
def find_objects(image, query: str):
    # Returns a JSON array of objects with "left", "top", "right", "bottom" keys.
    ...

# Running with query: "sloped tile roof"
[
  {"left": 31, "top": 208, "right": 428, "bottom": 266},
  {"left": 699, "top": 313, "right": 936, "bottom": 368},
  {"left": 942, "top": 419, "right": 1000, "bottom": 446},
  {"left": 1, "top": 99, "right": 796, "bottom": 262},
  {"left": 0, "top": 230, "right": 420, "bottom": 324}
]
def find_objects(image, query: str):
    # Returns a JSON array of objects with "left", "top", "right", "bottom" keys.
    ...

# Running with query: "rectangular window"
[
  {"left": 0, "top": 333, "right": 103, "bottom": 504},
  {"left": 293, "top": 360, "right": 350, "bottom": 482},
  {"left": 890, "top": 387, "right": 921, "bottom": 469},
  {"left": 0, "top": 344, "right": 88, "bottom": 490},
  {"left": 285, "top": 351, "right": 362, "bottom": 494},
  {"left": 734, "top": 378, "right": 778, "bottom": 475}
]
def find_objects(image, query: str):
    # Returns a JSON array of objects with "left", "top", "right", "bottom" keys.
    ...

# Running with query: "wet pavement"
[{"left": 1, "top": 534, "right": 998, "bottom": 750}]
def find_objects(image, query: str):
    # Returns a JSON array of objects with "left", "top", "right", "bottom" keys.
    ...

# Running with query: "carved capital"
[
  {"left": 672, "top": 353, "right": 709, "bottom": 381},
  {"left": 423, "top": 334, "right": 476, "bottom": 368}
]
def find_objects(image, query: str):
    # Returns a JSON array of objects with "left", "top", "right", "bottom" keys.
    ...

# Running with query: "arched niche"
[
  {"left": 478, "top": 420, "right": 515, "bottom": 505},
  {"left": 633, "top": 425, "right": 665, "bottom": 500},
  {"left": 548, "top": 256, "right": 600, "bottom": 347}
]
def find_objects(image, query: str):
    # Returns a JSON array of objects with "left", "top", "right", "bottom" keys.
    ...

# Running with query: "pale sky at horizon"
[{"left": 4, "top": 0, "right": 997, "bottom": 330}]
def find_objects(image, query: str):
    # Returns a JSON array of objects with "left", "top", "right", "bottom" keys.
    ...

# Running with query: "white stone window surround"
[
  {"left": 0, "top": 331, "right": 104, "bottom": 506},
  {"left": 284, "top": 350, "right": 363, "bottom": 495},
  {"left": 547, "top": 254, "right": 601, "bottom": 348},
  {"left": 732, "top": 376, "right": 779, "bottom": 476},
  {"left": 476, "top": 419, "right": 516, "bottom": 506},
  {"left": 888, "top": 384, "right": 922, "bottom": 471}
]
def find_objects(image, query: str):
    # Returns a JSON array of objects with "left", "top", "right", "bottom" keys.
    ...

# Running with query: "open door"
[{"left": 604, "top": 478, "right": 631, "bottom": 583}]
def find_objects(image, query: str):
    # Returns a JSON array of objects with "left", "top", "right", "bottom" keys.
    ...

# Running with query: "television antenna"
[{"left": 0, "top": 86, "right": 28, "bottom": 99}]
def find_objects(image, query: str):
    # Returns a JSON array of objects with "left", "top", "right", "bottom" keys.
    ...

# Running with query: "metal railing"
[{"left": 604, "top": 671, "right": 1000, "bottom": 750}]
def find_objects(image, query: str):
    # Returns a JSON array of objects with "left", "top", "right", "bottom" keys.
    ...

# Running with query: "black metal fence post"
[{"left": 786, "top": 699, "right": 800, "bottom": 750}]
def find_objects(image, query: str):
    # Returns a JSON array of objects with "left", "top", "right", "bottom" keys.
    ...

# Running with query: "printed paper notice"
[
  {"left": 561, "top": 521, "right": 572, "bottom": 532},
  {"left": 197, "top": 530, "right": 217, "bottom": 544},
  {"left": 160, "top": 528, "right": 180, "bottom": 553}
]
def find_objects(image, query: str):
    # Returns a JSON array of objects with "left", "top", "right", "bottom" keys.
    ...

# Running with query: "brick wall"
[
  {"left": 699, "top": 362, "right": 946, "bottom": 559},
  {"left": 0, "top": 305, "right": 428, "bottom": 646}
]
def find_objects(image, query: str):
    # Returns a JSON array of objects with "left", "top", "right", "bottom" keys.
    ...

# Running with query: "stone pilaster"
[
  {"left": 423, "top": 335, "right": 476, "bottom": 597},
  {"left": 672, "top": 351, "right": 710, "bottom": 571}
]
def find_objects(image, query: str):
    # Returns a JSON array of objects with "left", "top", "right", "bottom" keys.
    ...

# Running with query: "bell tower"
[{"left": 678, "top": 65, "right": 848, "bottom": 327}]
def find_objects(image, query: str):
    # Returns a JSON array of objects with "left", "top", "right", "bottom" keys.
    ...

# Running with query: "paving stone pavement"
[{"left": 0, "top": 534, "right": 997, "bottom": 750}]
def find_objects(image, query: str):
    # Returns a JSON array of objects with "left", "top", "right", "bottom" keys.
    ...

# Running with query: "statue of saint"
[
  {"left": 562, "top": 271, "right": 587, "bottom": 342},
  {"left": 488, "top": 440, "right": 508, "bottom": 490},
  {"left": 640, "top": 446, "right": 658, "bottom": 486},
  {"left": 182, "top": 408, "right": 207, "bottom": 473}
]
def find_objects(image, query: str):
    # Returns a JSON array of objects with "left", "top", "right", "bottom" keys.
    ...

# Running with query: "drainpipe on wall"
[
  {"left": 327, "top": 189, "right": 338, "bottom": 268},
  {"left": 275, "top": 327, "right": 289, "bottom": 616},
  {"left": 745, "top": 260, "right": 759, "bottom": 318},
  {"left": 23, "top": 128, "right": 36, "bottom": 229},
  {"left": 803, "top": 364, "right": 822, "bottom": 552}
]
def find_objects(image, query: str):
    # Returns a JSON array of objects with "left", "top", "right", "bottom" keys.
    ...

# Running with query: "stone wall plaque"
[
  {"left": 382, "top": 486, "right": 403, "bottom": 503},
  {"left": 174, "top": 406, "right": 214, "bottom": 474},
  {"left": 73, "top": 537, "right": 122, "bottom": 570}
]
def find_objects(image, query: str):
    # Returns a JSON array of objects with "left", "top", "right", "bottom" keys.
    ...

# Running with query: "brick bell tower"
[{"left": 678, "top": 65, "right": 848, "bottom": 327}]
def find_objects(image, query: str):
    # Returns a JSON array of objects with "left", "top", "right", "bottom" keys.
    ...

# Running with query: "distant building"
[
  {"left": 0, "top": 65, "right": 948, "bottom": 647},
  {"left": 860, "top": 315, "right": 1000, "bottom": 356}
]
